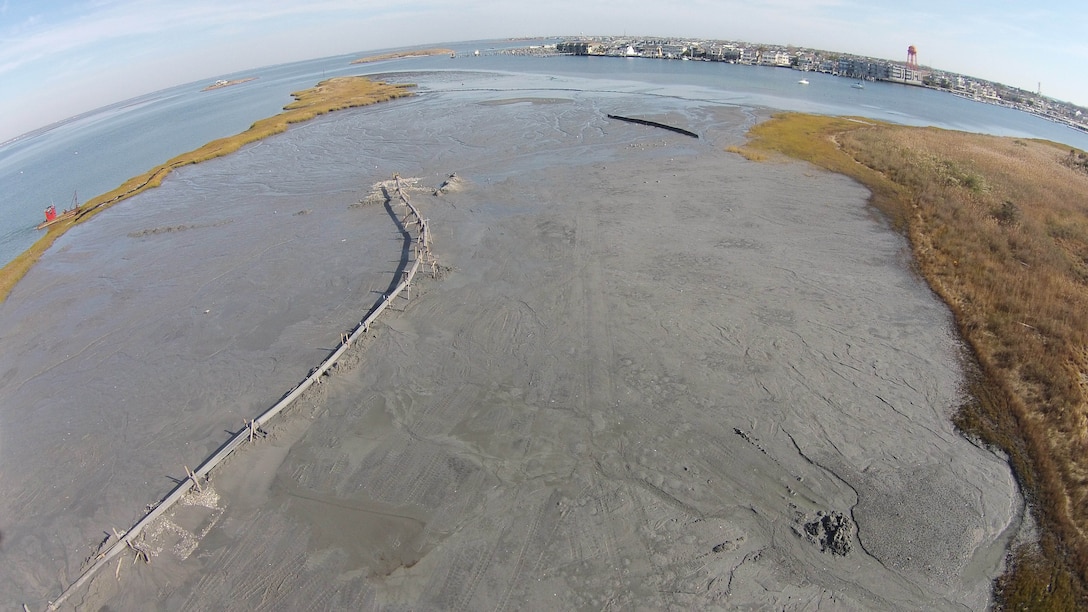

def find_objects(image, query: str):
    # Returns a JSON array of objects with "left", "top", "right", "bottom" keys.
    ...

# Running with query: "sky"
[{"left": 1, "top": 0, "right": 1086, "bottom": 143}]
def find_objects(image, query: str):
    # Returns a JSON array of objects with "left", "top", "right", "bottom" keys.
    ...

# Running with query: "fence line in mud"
[{"left": 48, "top": 175, "right": 433, "bottom": 611}]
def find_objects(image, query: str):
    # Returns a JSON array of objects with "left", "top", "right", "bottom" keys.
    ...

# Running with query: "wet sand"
[{"left": 0, "top": 91, "right": 1019, "bottom": 610}]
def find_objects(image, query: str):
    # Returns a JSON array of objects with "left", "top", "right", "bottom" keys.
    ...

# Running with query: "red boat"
[{"left": 36, "top": 193, "right": 80, "bottom": 230}]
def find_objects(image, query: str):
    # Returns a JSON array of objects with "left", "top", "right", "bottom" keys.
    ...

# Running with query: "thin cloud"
[{"left": 0, "top": 1, "right": 421, "bottom": 78}]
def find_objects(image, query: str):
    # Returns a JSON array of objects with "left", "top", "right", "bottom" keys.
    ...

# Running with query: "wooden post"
[
  {"left": 125, "top": 539, "right": 150, "bottom": 564},
  {"left": 184, "top": 465, "right": 202, "bottom": 492}
]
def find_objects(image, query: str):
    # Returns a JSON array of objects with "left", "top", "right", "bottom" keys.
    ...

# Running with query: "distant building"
[
  {"left": 838, "top": 58, "right": 887, "bottom": 80},
  {"left": 705, "top": 44, "right": 741, "bottom": 62},
  {"left": 887, "top": 63, "right": 923, "bottom": 85},
  {"left": 557, "top": 41, "right": 600, "bottom": 55},
  {"left": 795, "top": 52, "right": 818, "bottom": 71},
  {"left": 656, "top": 42, "right": 689, "bottom": 59},
  {"left": 768, "top": 51, "right": 792, "bottom": 67}
]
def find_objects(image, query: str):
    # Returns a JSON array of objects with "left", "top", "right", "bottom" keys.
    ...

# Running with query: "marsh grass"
[
  {"left": 732, "top": 112, "right": 1088, "bottom": 609},
  {"left": 0, "top": 76, "right": 414, "bottom": 302},
  {"left": 724, "top": 145, "right": 767, "bottom": 161}
]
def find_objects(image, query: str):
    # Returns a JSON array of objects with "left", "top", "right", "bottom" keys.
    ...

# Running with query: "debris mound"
[
  {"left": 433, "top": 173, "right": 464, "bottom": 195},
  {"left": 802, "top": 510, "right": 853, "bottom": 556}
]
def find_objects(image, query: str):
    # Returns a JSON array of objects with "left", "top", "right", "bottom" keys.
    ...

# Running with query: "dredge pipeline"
[
  {"left": 47, "top": 175, "right": 434, "bottom": 611},
  {"left": 606, "top": 114, "right": 699, "bottom": 138}
]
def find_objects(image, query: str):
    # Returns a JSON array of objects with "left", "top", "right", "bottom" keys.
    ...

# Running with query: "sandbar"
[
  {"left": 351, "top": 48, "right": 454, "bottom": 64},
  {"left": 201, "top": 77, "right": 257, "bottom": 92}
]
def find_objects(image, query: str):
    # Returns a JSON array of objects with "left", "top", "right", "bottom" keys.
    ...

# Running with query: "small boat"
[
  {"left": 851, "top": 82, "right": 865, "bottom": 89},
  {"left": 798, "top": 78, "right": 809, "bottom": 85},
  {"left": 36, "top": 192, "right": 80, "bottom": 230}
]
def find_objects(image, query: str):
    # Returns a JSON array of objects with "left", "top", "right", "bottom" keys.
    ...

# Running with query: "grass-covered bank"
[
  {"left": 0, "top": 76, "right": 414, "bottom": 303},
  {"left": 731, "top": 113, "right": 1088, "bottom": 610}
]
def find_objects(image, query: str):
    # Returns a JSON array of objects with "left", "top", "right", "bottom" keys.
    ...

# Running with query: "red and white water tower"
[{"left": 907, "top": 45, "right": 919, "bottom": 73}]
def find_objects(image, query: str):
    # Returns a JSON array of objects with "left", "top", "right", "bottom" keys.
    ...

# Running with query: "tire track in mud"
[
  {"left": 408, "top": 384, "right": 474, "bottom": 438},
  {"left": 178, "top": 511, "right": 311, "bottom": 610},
  {"left": 440, "top": 542, "right": 494, "bottom": 612},
  {"left": 493, "top": 491, "right": 549, "bottom": 612},
  {"left": 542, "top": 168, "right": 772, "bottom": 606},
  {"left": 569, "top": 199, "right": 616, "bottom": 433}
]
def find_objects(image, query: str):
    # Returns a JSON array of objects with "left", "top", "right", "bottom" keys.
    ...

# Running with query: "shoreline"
[
  {"left": 0, "top": 75, "right": 415, "bottom": 304},
  {"left": 734, "top": 113, "right": 1088, "bottom": 607}
]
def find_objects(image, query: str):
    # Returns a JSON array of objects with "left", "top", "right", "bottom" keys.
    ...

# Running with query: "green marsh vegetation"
[
  {"left": 733, "top": 113, "right": 1088, "bottom": 610},
  {"left": 0, "top": 76, "right": 414, "bottom": 302}
]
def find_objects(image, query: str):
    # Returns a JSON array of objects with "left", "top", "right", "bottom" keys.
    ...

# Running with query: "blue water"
[{"left": 3, "top": 38, "right": 1087, "bottom": 268}]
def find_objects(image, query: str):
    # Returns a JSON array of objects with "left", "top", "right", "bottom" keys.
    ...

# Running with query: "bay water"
[{"left": 2, "top": 38, "right": 1087, "bottom": 268}]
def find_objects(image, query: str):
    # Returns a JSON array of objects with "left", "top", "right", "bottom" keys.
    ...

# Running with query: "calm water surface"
[{"left": 2, "top": 39, "right": 1086, "bottom": 267}]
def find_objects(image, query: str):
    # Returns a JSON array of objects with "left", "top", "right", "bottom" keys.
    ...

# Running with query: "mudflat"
[{"left": 0, "top": 92, "right": 1019, "bottom": 610}]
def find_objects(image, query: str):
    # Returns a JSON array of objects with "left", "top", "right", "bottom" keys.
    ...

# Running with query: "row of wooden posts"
[{"left": 47, "top": 175, "right": 434, "bottom": 610}]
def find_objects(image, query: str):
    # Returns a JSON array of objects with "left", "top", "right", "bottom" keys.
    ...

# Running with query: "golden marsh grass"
[{"left": 733, "top": 112, "right": 1088, "bottom": 609}]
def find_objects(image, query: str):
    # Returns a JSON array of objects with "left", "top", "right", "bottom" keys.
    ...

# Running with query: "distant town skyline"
[{"left": 1, "top": 1, "right": 1086, "bottom": 143}]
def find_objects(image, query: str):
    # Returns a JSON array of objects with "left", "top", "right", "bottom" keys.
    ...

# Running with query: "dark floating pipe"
[{"left": 607, "top": 114, "right": 699, "bottom": 138}]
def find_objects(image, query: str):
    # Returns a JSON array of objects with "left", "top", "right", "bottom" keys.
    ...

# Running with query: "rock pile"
[
  {"left": 802, "top": 510, "right": 853, "bottom": 556},
  {"left": 433, "top": 173, "right": 463, "bottom": 195}
]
